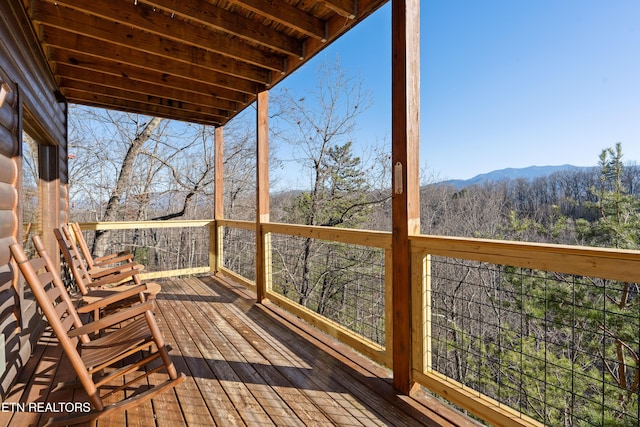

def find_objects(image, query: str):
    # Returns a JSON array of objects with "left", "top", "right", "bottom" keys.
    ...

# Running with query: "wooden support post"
[
  {"left": 213, "top": 126, "right": 224, "bottom": 273},
  {"left": 391, "top": 0, "right": 421, "bottom": 395},
  {"left": 256, "top": 90, "right": 271, "bottom": 303},
  {"left": 39, "top": 144, "right": 60, "bottom": 272}
]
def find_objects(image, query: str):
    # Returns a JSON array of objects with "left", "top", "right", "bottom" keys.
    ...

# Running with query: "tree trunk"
[{"left": 93, "top": 117, "right": 164, "bottom": 256}]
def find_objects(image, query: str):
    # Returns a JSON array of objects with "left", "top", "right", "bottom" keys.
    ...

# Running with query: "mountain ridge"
[{"left": 440, "top": 164, "right": 591, "bottom": 188}]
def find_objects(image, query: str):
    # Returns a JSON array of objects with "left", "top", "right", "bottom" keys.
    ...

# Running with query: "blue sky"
[{"left": 270, "top": 1, "right": 640, "bottom": 186}]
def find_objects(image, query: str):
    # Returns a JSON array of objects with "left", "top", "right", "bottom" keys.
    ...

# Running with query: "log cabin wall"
[{"left": 0, "top": 1, "right": 68, "bottom": 396}]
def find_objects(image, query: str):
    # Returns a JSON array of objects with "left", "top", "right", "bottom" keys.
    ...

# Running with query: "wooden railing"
[
  {"left": 410, "top": 235, "right": 640, "bottom": 427},
  {"left": 77, "top": 220, "right": 216, "bottom": 280},
  {"left": 216, "top": 219, "right": 393, "bottom": 367},
  {"left": 76, "top": 220, "right": 640, "bottom": 427}
]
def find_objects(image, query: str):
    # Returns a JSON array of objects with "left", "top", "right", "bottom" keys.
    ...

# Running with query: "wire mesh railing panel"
[
  {"left": 270, "top": 233, "right": 386, "bottom": 346},
  {"left": 222, "top": 226, "right": 255, "bottom": 281},
  {"left": 428, "top": 256, "right": 640, "bottom": 426},
  {"left": 79, "top": 226, "right": 210, "bottom": 273}
]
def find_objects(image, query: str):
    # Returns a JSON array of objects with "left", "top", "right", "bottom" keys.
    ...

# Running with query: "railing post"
[
  {"left": 213, "top": 126, "right": 224, "bottom": 274},
  {"left": 391, "top": 0, "right": 421, "bottom": 394},
  {"left": 411, "top": 251, "right": 430, "bottom": 373},
  {"left": 209, "top": 221, "right": 219, "bottom": 274},
  {"left": 384, "top": 248, "right": 394, "bottom": 368}
]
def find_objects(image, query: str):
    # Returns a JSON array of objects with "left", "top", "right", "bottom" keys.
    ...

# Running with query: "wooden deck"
[{"left": 1, "top": 275, "right": 478, "bottom": 427}]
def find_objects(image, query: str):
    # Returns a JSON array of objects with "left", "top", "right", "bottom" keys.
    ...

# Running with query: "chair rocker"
[{"left": 10, "top": 237, "right": 185, "bottom": 426}]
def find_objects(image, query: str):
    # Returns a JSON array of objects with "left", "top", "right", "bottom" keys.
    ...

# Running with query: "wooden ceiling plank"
[
  {"left": 48, "top": 49, "right": 242, "bottom": 109},
  {"left": 63, "top": 88, "right": 228, "bottom": 125},
  {"left": 23, "top": 0, "right": 389, "bottom": 126},
  {"left": 55, "top": 63, "right": 239, "bottom": 114},
  {"left": 31, "top": 0, "right": 286, "bottom": 72},
  {"left": 142, "top": 0, "right": 304, "bottom": 57},
  {"left": 61, "top": 80, "right": 231, "bottom": 118},
  {"left": 228, "top": 0, "right": 327, "bottom": 41},
  {"left": 40, "top": 25, "right": 268, "bottom": 85},
  {"left": 40, "top": 26, "right": 264, "bottom": 96},
  {"left": 71, "top": 100, "right": 224, "bottom": 126}
]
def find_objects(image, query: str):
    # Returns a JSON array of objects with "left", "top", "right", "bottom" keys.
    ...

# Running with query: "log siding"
[{"left": 0, "top": 1, "right": 68, "bottom": 396}]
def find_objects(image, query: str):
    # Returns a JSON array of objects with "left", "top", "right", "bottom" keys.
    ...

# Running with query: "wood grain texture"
[
  {"left": 17, "top": 0, "right": 388, "bottom": 126},
  {"left": 4, "top": 275, "right": 475, "bottom": 427},
  {"left": 391, "top": 0, "right": 421, "bottom": 395}
]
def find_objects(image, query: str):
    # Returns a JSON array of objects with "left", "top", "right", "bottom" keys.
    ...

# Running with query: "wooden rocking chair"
[
  {"left": 58, "top": 224, "right": 144, "bottom": 286},
  {"left": 70, "top": 222, "right": 137, "bottom": 275},
  {"left": 10, "top": 238, "right": 185, "bottom": 426},
  {"left": 54, "top": 226, "right": 161, "bottom": 311},
  {"left": 42, "top": 233, "right": 147, "bottom": 319}
]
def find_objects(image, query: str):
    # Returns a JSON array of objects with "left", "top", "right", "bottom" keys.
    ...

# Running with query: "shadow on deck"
[{"left": 1, "top": 275, "right": 478, "bottom": 426}]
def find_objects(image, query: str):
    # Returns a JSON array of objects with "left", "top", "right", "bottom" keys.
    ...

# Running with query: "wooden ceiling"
[{"left": 23, "top": 0, "right": 388, "bottom": 126}]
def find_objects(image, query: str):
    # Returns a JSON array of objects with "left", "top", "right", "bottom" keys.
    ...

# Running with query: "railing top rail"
[
  {"left": 263, "top": 222, "right": 392, "bottom": 249},
  {"left": 77, "top": 220, "right": 214, "bottom": 230},
  {"left": 411, "top": 234, "right": 640, "bottom": 282},
  {"left": 216, "top": 218, "right": 255, "bottom": 230}
]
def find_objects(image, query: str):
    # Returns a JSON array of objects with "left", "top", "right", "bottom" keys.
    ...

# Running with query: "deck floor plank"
[
  {"left": 201, "top": 276, "right": 448, "bottom": 427},
  {"left": 0, "top": 329, "right": 65, "bottom": 427},
  {"left": 161, "top": 278, "right": 296, "bottom": 426},
  {"left": 4, "top": 275, "right": 479, "bottom": 427},
  {"left": 171, "top": 278, "right": 339, "bottom": 427},
  {"left": 175, "top": 277, "right": 370, "bottom": 426},
  {"left": 162, "top": 288, "right": 275, "bottom": 426},
  {"left": 155, "top": 289, "right": 241, "bottom": 426}
]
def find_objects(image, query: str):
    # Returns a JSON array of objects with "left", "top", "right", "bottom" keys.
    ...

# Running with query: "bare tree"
[
  {"left": 68, "top": 107, "right": 219, "bottom": 257},
  {"left": 271, "top": 57, "right": 388, "bottom": 314}
]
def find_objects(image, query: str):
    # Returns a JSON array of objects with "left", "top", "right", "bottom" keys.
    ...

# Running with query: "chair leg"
[{"left": 144, "top": 311, "right": 179, "bottom": 380}]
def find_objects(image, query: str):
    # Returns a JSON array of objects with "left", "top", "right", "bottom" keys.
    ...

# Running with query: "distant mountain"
[{"left": 440, "top": 165, "right": 587, "bottom": 189}]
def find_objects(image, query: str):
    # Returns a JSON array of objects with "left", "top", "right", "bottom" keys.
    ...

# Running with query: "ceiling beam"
[
  {"left": 142, "top": 0, "right": 305, "bottom": 57},
  {"left": 40, "top": 27, "right": 265, "bottom": 95},
  {"left": 228, "top": 0, "right": 327, "bottom": 41},
  {"left": 48, "top": 48, "right": 245, "bottom": 108},
  {"left": 318, "top": 0, "right": 357, "bottom": 19},
  {"left": 62, "top": 88, "right": 227, "bottom": 126},
  {"left": 278, "top": 0, "right": 385, "bottom": 84},
  {"left": 54, "top": 64, "right": 239, "bottom": 114},
  {"left": 60, "top": 79, "right": 231, "bottom": 119},
  {"left": 31, "top": 0, "right": 286, "bottom": 72}
]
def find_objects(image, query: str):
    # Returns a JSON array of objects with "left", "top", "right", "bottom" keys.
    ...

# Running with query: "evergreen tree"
[{"left": 479, "top": 144, "right": 640, "bottom": 425}]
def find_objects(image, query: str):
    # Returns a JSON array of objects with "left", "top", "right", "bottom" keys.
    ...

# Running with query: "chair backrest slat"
[
  {"left": 38, "top": 271, "right": 55, "bottom": 289},
  {"left": 61, "top": 313, "right": 76, "bottom": 332},
  {"left": 54, "top": 300, "right": 72, "bottom": 320},
  {"left": 54, "top": 226, "right": 92, "bottom": 295},
  {"left": 30, "top": 257, "right": 47, "bottom": 271},
  {"left": 71, "top": 223, "right": 97, "bottom": 270},
  {"left": 44, "top": 283, "right": 61, "bottom": 304}
]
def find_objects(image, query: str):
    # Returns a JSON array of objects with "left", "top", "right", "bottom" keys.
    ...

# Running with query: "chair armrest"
[
  {"left": 89, "top": 262, "right": 143, "bottom": 279},
  {"left": 69, "top": 300, "right": 155, "bottom": 337},
  {"left": 92, "top": 253, "right": 135, "bottom": 268},
  {"left": 87, "top": 266, "right": 145, "bottom": 288},
  {"left": 77, "top": 284, "right": 148, "bottom": 314},
  {"left": 93, "top": 250, "right": 132, "bottom": 264}
]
